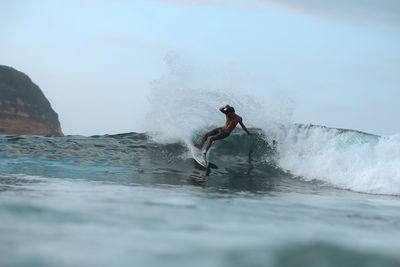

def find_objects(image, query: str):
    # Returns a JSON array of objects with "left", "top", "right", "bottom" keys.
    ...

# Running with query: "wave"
[
  {"left": 2, "top": 56, "right": 399, "bottom": 195},
  {"left": 123, "top": 54, "right": 400, "bottom": 195},
  {"left": 0, "top": 131, "right": 292, "bottom": 195},
  {"left": 189, "top": 123, "right": 400, "bottom": 195},
  {"left": 1, "top": 123, "right": 399, "bottom": 195},
  {"left": 275, "top": 124, "right": 400, "bottom": 195}
]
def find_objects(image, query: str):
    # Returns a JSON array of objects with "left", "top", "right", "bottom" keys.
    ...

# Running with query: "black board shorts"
[{"left": 210, "top": 127, "right": 230, "bottom": 139}]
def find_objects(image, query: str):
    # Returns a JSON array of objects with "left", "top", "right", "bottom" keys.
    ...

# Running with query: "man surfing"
[{"left": 195, "top": 105, "right": 252, "bottom": 155}]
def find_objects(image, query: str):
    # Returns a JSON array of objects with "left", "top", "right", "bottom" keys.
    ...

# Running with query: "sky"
[{"left": 0, "top": 0, "right": 399, "bottom": 136}]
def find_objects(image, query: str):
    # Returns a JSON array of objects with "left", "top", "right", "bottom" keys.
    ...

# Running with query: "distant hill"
[{"left": 0, "top": 65, "right": 63, "bottom": 136}]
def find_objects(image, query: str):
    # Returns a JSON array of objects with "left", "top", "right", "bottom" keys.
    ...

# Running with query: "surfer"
[{"left": 195, "top": 105, "right": 252, "bottom": 154}]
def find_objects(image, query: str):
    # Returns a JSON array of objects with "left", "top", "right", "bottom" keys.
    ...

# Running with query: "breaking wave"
[
  {"left": 1, "top": 123, "right": 399, "bottom": 195},
  {"left": 275, "top": 124, "right": 400, "bottom": 195},
  {"left": 140, "top": 54, "right": 400, "bottom": 195}
]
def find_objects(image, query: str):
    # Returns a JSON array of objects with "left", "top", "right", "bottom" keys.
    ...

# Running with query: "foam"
[
  {"left": 143, "top": 53, "right": 292, "bottom": 145},
  {"left": 276, "top": 125, "right": 400, "bottom": 195},
  {"left": 143, "top": 54, "right": 400, "bottom": 195}
]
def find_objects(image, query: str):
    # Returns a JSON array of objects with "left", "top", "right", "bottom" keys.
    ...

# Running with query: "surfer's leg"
[
  {"left": 204, "top": 129, "right": 230, "bottom": 154},
  {"left": 204, "top": 134, "right": 225, "bottom": 154},
  {"left": 195, "top": 128, "right": 219, "bottom": 149}
]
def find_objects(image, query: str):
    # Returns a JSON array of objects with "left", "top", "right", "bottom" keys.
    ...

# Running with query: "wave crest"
[{"left": 276, "top": 124, "right": 400, "bottom": 195}]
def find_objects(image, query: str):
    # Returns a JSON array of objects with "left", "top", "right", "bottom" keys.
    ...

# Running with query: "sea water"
[
  {"left": 2, "top": 57, "right": 400, "bottom": 266},
  {"left": 1, "top": 128, "right": 400, "bottom": 267}
]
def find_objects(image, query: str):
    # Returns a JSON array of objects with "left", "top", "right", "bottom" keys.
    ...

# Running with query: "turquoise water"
[{"left": 1, "top": 130, "right": 400, "bottom": 267}]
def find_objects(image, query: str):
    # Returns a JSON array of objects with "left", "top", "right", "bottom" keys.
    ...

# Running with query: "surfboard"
[{"left": 191, "top": 145, "right": 208, "bottom": 167}]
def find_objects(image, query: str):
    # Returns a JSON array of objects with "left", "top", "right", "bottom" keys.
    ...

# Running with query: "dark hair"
[{"left": 226, "top": 107, "right": 235, "bottom": 114}]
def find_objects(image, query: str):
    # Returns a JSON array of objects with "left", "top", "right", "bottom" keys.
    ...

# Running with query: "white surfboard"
[{"left": 190, "top": 145, "right": 208, "bottom": 167}]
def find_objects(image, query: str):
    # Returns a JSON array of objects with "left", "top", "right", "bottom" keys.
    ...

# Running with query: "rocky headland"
[{"left": 0, "top": 65, "right": 63, "bottom": 136}]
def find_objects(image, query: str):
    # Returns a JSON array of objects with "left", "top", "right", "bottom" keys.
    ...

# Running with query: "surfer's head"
[{"left": 226, "top": 106, "right": 235, "bottom": 114}]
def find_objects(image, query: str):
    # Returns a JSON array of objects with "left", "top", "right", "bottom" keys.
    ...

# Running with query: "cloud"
[
  {"left": 157, "top": 0, "right": 212, "bottom": 6},
  {"left": 98, "top": 35, "right": 145, "bottom": 47},
  {"left": 258, "top": 0, "right": 400, "bottom": 26},
  {"left": 156, "top": 0, "right": 400, "bottom": 26},
  {"left": 93, "top": 35, "right": 171, "bottom": 51}
]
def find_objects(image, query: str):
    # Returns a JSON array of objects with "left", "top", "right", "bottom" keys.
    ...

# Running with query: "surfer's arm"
[
  {"left": 219, "top": 105, "right": 230, "bottom": 114},
  {"left": 239, "top": 119, "right": 251, "bottom": 136}
]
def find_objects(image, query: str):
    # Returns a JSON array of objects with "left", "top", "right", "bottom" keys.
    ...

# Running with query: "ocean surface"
[{"left": 1, "top": 125, "right": 400, "bottom": 267}]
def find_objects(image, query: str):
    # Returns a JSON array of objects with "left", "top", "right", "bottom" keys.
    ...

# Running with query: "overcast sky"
[{"left": 1, "top": 0, "right": 399, "bottom": 136}]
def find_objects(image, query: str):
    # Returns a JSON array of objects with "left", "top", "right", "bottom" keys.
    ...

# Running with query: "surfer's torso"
[{"left": 223, "top": 114, "right": 242, "bottom": 133}]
